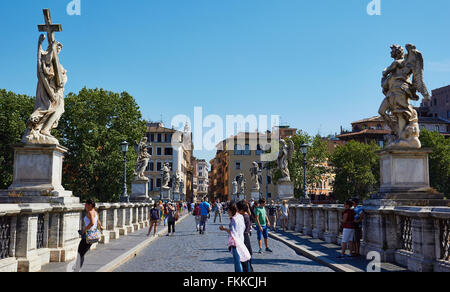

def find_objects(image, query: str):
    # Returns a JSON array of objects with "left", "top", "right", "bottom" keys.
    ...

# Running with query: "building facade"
[
  {"left": 143, "top": 122, "right": 194, "bottom": 200},
  {"left": 421, "top": 85, "right": 450, "bottom": 120},
  {"left": 210, "top": 132, "right": 278, "bottom": 202},
  {"left": 193, "top": 159, "right": 209, "bottom": 202}
]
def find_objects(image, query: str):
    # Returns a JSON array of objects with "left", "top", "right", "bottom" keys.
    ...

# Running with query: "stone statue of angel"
[
  {"left": 23, "top": 33, "right": 67, "bottom": 145},
  {"left": 277, "top": 139, "right": 294, "bottom": 182},
  {"left": 236, "top": 173, "right": 246, "bottom": 195},
  {"left": 161, "top": 163, "right": 171, "bottom": 190},
  {"left": 232, "top": 180, "right": 238, "bottom": 196},
  {"left": 172, "top": 172, "right": 182, "bottom": 193},
  {"left": 250, "top": 161, "right": 262, "bottom": 192},
  {"left": 133, "top": 137, "right": 150, "bottom": 181},
  {"left": 379, "top": 44, "right": 430, "bottom": 149}
]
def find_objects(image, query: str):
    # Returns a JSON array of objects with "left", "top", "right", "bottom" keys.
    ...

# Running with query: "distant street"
[{"left": 115, "top": 214, "right": 333, "bottom": 272}]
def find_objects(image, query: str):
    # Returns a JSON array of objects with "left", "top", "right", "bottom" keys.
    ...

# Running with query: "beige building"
[
  {"left": 193, "top": 159, "right": 209, "bottom": 202},
  {"left": 210, "top": 132, "right": 278, "bottom": 202},
  {"left": 144, "top": 122, "right": 194, "bottom": 200}
]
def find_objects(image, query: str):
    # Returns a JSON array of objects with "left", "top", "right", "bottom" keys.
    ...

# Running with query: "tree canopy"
[
  {"left": 420, "top": 129, "right": 450, "bottom": 197},
  {"left": 271, "top": 131, "right": 330, "bottom": 198},
  {"left": 330, "top": 140, "right": 380, "bottom": 202},
  {"left": 0, "top": 89, "right": 34, "bottom": 189},
  {"left": 54, "top": 88, "right": 146, "bottom": 202}
]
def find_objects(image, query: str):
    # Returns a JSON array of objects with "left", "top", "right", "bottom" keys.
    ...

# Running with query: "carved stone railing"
[
  {"left": 0, "top": 202, "right": 152, "bottom": 272},
  {"left": 282, "top": 204, "right": 450, "bottom": 272}
]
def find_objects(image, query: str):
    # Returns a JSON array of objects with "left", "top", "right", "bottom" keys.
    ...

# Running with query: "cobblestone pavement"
[{"left": 115, "top": 214, "right": 333, "bottom": 272}]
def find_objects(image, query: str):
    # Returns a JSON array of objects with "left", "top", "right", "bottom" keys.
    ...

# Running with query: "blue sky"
[{"left": 2, "top": 0, "right": 450, "bottom": 161}]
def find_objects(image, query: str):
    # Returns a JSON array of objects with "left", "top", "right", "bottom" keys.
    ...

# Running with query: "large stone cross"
[{"left": 37, "top": 9, "right": 64, "bottom": 87}]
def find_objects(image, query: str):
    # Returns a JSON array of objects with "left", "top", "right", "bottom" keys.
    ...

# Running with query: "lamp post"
[
  {"left": 300, "top": 143, "right": 310, "bottom": 203},
  {"left": 120, "top": 141, "right": 129, "bottom": 203}
]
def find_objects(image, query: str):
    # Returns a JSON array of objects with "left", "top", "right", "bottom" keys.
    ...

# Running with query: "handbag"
[
  {"left": 174, "top": 212, "right": 179, "bottom": 221},
  {"left": 86, "top": 228, "right": 101, "bottom": 244}
]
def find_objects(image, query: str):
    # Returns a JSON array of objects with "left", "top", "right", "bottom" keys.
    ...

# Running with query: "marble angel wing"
[
  {"left": 287, "top": 140, "right": 295, "bottom": 163},
  {"left": 407, "top": 44, "right": 430, "bottom": 100}
]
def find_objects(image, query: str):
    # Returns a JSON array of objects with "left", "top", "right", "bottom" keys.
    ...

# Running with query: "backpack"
[
  {"left": 193, "top": 206, "right": 200, "bottom": 216},
  {"left": 151, "top": 208, "right": 159, "bottom": 220}
]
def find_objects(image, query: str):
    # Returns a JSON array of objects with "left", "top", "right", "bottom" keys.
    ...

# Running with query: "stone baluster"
[
  {"left": 132, "top": 204, "right": 140, "bottom": 230},
  {"left": 302, "top": 206, "right": 313, "bottom": 236},
  {"left": 288, "top": 205, "right": 296, "bottom": 230},
  {"left": 294, "top": 205, "right": 303, "bottom": 233},
  {"left": 324, "top": 206, "right": 339, "bottom": 244},
  {"left": 312, "top": 206, "right": 325, "bottom": 239},
  {"left": 138, "top": 204, "right": 145, "bottom": 229},
  {"left": 117, "top": 203, "right": 127, "bottom": 236}
]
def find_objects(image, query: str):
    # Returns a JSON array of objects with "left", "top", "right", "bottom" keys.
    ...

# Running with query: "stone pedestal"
[
  {"left": 277, "top": 181, "right": 294, "bottom": 201},
  {"left": 130, "top": 180, "right": 149, "bottom": 202},
  {"left": 0, "top": 144, "right": 79, "bottom": 204},
  {"left": 251, "top": 190, "right": 261, "bottom": 201},
  {"left": 365, "top": 148, "right": 446, "bottom": 207},
  {"left": 160, "top": 188, "right": 171, "bottom": 201}
]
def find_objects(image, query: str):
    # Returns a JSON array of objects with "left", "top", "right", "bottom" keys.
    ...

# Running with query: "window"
[
  {"left": 244, "top": 144, "right": 251, "bottom": 155},
  {"left": 234, "top": 144, "right": 243, "bottom": 155},
  {"left": 235, "top": 162, "right": 241, "bottom": 170},
  {"left": 435, "top": 125, "right": 440, "bottom": 132},
  {"left": 150, "top": 133, "right": 155, "bottom": 142},
  {"left": 165, "top": 134, "right": 172, "bottom": 143},
  {"left": 147, "top": 161, "right": 154, "bottom": 171},
  {"left": 149, "top": 179, "right": 154, "bottom": 191},
  {"left": 156, "top": 178, "right": 161, "bottom": 188},
  {"left": 199, "top": 172, "right": 203, "bottom": 177},
  {"left": 268, "top": 193, "right": 272, "bottom": 199},
  {"left": 157, "top": 134, "right": 162, "bottom": 142},
  {"left": 164, "top": 147, "right": 173, "bottom": 155},
  {"left": 157, "top": 162, "right": 162, "bottom": 171},
  {"left": 267, "top": 176, "right": 272, "bottom": 185},
  {"left": 256, "top": 144, "right": 263, "bottom": 155},
  {"left": 157, "top": 147, "right": 162, "bottom": 156},
  {"left": 148, "top": 147, "right": 153, "bottom": 155}
]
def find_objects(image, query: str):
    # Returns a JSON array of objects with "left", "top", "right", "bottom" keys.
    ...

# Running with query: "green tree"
[
  {"left": 55, "top": 88, "right": 146, "bottom": 202},
  {"left": 0, "top": 89, "right": 34, "bottom": 189},
  {"left": 272, "top": 131, "right": 330, "bottom": 198},
  {"left": 420, "top": 129, "right": 450, "bottom": 197},
  {"left": 331, "top": 141, "right": 380, "bottom": 202}
]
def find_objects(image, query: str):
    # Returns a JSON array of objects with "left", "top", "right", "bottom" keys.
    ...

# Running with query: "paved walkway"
[
  {"left": 115, "top": 215, "right": 333, "bottom": 272},
  {"left": 269, "top": 228, "right": 409, "bottom": 272},
  {"left": 41, "top": 213, "right": 190, "bottom": 272}
]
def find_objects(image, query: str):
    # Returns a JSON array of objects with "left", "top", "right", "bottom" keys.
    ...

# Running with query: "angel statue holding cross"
[
  {"left": 378, "top": 44, "right": 430, "bottom": 149},
  {"left": 23, "top": 9, "right": 67, "bottom": 145}
]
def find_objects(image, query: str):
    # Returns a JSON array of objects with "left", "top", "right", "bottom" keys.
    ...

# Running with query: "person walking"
[
  {"left": 193, "top": 203, "right": 201, "bottom": 231},
  {"left": 237, "top": 200, "right": 254, "bottom": 272},
  {"left": 74, "top": 199, "right": 103, "bottom": 272},
  {"left": 219, "top": 202, "right": 251, "bottom": 273},
  {"left": 267, "top": 200, "right": 278, "bottom": 231},
  {"left": 163, "top": 202, "right": 169, "bottom": 226},
  {"left": 147, "top": 203, "right": 160, "bottom": 237},
  {"left": 352, "top": 198, "right": 365, "bottom": 257},
  {"left": 255, "top": 199, "right": 272, "bottom": 253},
  {"left": 166, "top": 203, "right": 178, "bottom": 236},
  {"left": 280, "top": 200, "right": 289, "bottom": 231},
  {"left": 199, "top": 197, "right": 211, "bottom": 234},
  {"left": 337, "top": 200, "right": 356, "bottom": 259},
  {"left": 214, "top": 199, "right": 223, "bottom": 223}
]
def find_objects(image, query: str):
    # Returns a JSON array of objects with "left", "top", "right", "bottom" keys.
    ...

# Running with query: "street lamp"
[
  {"left": 120, "top": 141, "right": 129, "bottom": 203},
  {"left": 300, "top": 143, "right": 310, "bottom": 203}
]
